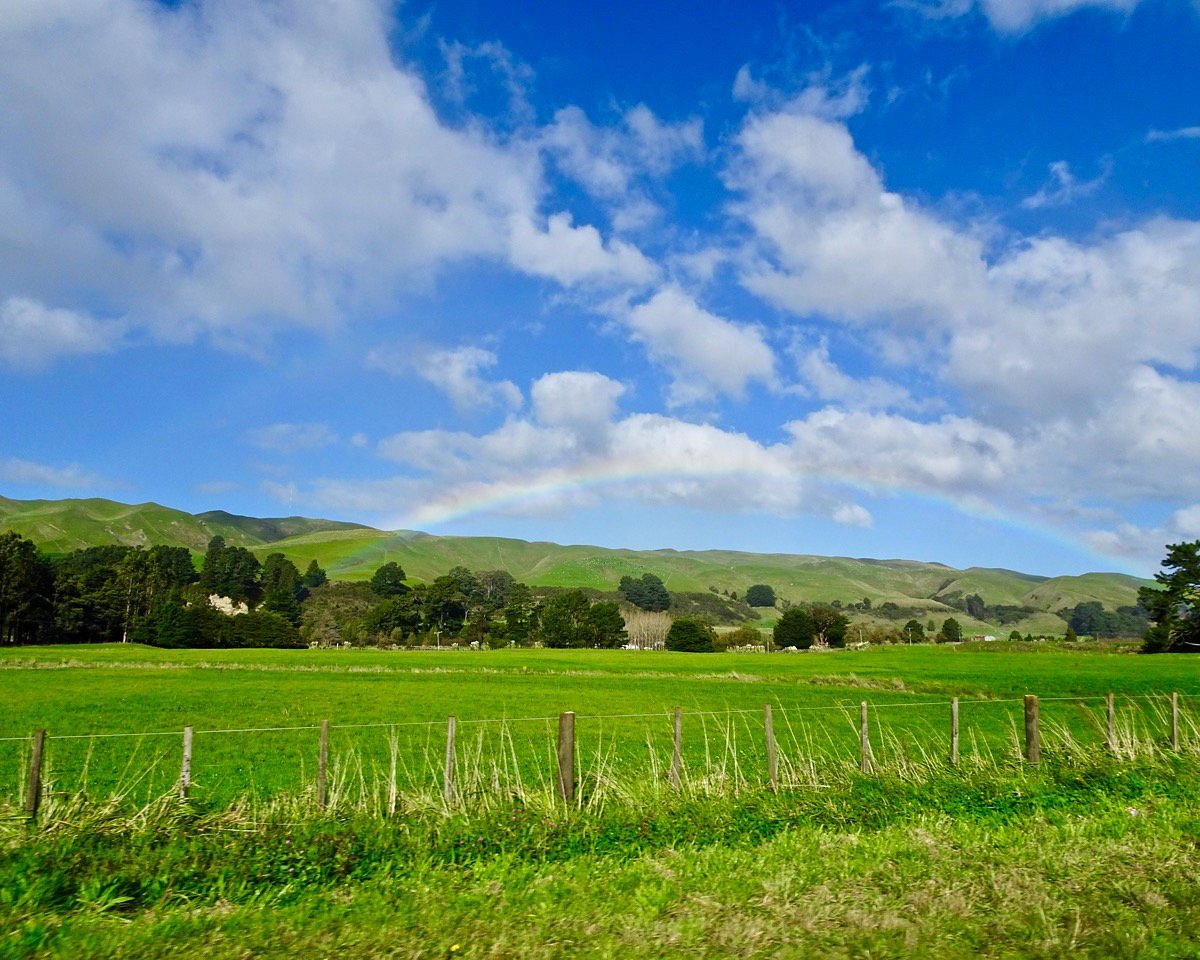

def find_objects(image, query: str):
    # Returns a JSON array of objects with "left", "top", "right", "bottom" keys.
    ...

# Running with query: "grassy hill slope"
[
  {"left": 0, "top": 495, "right": 1151, "bottom": 622},
  {"left": 0, "top": 495, "right": 368, "bottom": 554}
]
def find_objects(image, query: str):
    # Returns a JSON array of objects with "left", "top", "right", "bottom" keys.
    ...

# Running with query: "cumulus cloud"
[
  {"left": 531, "top": 371, "right": 626, "bottom": 433},
  {"left": 508, "top": 213, "right": 659, "bottom": 287},
  {"left": 0, "top": 297, "right": 120, "bottom": 368},
  {"left": 793, "top": 339, "right": 918, "bottom": 411},
  {"left": 540, "top": 103, "right": 703, "bottom": 229},
  {"left": 424, "top": 346, "right": 522, "bottom": 414},
  {"left": 314, "top": 381, "right": 891, "bottom": 529},
  {"left": 0, "top": 0, "right": 650, "bottom": 351},
  {"left": 622, "top": 285, "right": 777, "bottom": 405},
  {"left": 730, "top": 106, "right": 1200, "bottom": 441}
]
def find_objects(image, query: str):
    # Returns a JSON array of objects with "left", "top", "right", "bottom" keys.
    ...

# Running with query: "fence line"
[
  {"left": 5, "top": 688, "right": 1193, "bottom": 824},
  {"left": 0, "top": 691, "right": 1189, "bottom": 743}
]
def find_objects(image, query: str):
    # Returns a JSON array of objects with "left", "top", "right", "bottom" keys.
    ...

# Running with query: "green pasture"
[{"left": 4, "top": 643, "right": 1199, "bottom": 810}]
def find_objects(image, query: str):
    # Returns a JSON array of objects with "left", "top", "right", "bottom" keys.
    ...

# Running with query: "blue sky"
[{"left": 2, "top": 0, "right": 1199, "bottom": 577}]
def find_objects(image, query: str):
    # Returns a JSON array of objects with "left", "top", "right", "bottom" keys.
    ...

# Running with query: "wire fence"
[{"left": 3, "top": 691, "right": 1191, "bottom": 820}]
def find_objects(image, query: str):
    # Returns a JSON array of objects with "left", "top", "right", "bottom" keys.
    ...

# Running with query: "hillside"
[
  {"left": 0, "top": 495, "right": 1152, "bottom": 628},
  {"left": 0, "top": 495, "right": 368, "bottom": 553}
]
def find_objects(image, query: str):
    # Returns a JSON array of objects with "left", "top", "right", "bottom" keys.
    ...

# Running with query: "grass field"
[
  {"left": 6, "top": 643, "right": 1200, "bottom": 958},
  {"left": 3, "top": 642, "right": 1199, "bottom": 810}
]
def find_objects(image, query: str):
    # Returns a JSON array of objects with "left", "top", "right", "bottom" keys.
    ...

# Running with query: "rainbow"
[{"left": 371, "top": 460, "right": 1125, "bottom": 574}]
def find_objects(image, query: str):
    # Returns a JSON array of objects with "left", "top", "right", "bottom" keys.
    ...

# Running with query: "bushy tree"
[
  {"left": 939, "top": 617, "right": 963, "bottom": 643},
  {"left": 0, "top": 532, "right": 54, "bottom": 644},
  {"left": 302, "top": 559, "right": 327, "bottom": 589},
  {"left": 745, "top": 584, "right": 776, "bottom": 608},
  {"left": 810, "top": 604, "right": 849, "bottom": 647},
  {"left": 539, "top": 590, "right": 593, "bottom": 648},
  {"left": 618, "top": 573, "right": 670, "bottom": 611},
  {"left": 716, "top": 624, "right": 765, "bottom": 650},
  {"left": 665, "top": 617, "right": 716, "bottom": 652},
  {"left": 370, "top": 561, "right": 409, "bottom": 597},
  {"left": 1140, "top": 541, "right": 1200, "bottom": 653},
  {"left": 773, "top": 608, "right": 815, "bottom": 650},
  {"left": 902, "top": 619, "right": 926, "bottom": 644},
  {"left": 200, "top": 536, "right": 261, "bottom": 606}
]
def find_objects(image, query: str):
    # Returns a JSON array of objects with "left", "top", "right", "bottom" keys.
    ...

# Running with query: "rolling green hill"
[
  {"left": 0, "top": 495, "right": 368, "bottom": 554},
  {"left": 0, "top": 494, "right": 1152, "bottom": 628}
]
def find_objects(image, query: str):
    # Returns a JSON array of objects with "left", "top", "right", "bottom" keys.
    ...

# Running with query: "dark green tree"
[
  {"left": 370, "top": 561, "right": 409, "bottom": 597},
  {"left": 964, "top": 594, "right": 986, "bottom": 620},
  {"left": 773, "top": 608, "right": 815, "bottom": 650},
  {"left": 583, "top": 601, "right": 627, "bottom": 648},
  {"left": 302, "top": 559, "right": 327, "bottom": 589},
  {"left": 902, "top": 619, "right": 926, "bottom": 644},
  {"left": 665, "top": 617, "right": 716, "bottom": 652},
  {"left": 745, "top": 584, "right": 776, "bottom": 608},
  {"left": 1140, "top": 541, "right": 1200, "bottom": 653},
  {"left": 618, "top": 573, "right": 670, "bottom": 612},
  {"left": 261, "top": 553, "right": 303, "bottom": 625},
  {"left": 539, "top": 590, "right": 592, "bottom": 648},
  {"left": 939, "top": 617, "right": 963, "bottom": 643},
  {"left": 810, "top": 604, "right": 849, "bottom": 647},
  {"left": 200, "top": 536, "right": 261, "bottom": 606},
  {"left": 0, "top": 532, "right": 54, "bottom": 645},
  {"left": 497, "top": 584, "right": 539, "bottom": 647}
]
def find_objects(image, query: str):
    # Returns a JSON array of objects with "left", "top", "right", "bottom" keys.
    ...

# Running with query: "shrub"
[{"left": 665, "top": 617, "right": 717, "bottom": 652}]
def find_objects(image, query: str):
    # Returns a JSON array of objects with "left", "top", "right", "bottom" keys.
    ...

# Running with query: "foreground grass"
[{"left": 5, "top": 753, "right": 1200, "bottom": 959}]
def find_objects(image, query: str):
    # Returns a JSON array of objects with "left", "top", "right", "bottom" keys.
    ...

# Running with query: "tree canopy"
[
  {"left": 745, "top": 584, "right": 776, "bottom": 608},
  {"left": 618, "top": 573, "right": 670, "bottom": 611},
  {"left": 1140, "top": 541, "right": 1200, "bottom": 653},
  {"left": 665, "top": 617, "right": 716, "bottom": 652},
  {"left": 773, "top": 608, "right": 814, "bottom": 650}
]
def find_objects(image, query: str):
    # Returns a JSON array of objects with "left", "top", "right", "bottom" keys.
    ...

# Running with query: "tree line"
[{"left": 2, "top": 531, "right": 1194, "bottom": 652}]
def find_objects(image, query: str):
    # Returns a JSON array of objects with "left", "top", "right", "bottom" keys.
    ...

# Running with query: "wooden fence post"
[
  {"left": 25, "top": 729, "right": 46, "bottom": 825},
  {"left": 860, "top": 701, "right": 872, "bottom": 773},
  {"left": 1106, "top": 692, "right": 1116, "bottom": 753},
  {"left": 180, "top": 726, "right": 193, "bottom": 800},
  {"left": 1172, "top": 692, "right": 1180, "bottom": 750},
  {"left": 764, "top": 704, "right": 778, "bottom": 792},
  {"left": 444, "top": 716, "right": 457, "bottom": 804},
  {"left": 670, "top": 707, "right": 682, "bottom": 789},
  {"left": 557, "top": 712, "right": 575, "bottom": 803},
  {"left": 1024, "top": 695, "right": 1040, "bottom": 764},
  {"left": 950, "top": 698, "right": 959, "bottom": 766},
  {"left": 317, "top": 720, "right": 330, "bottom": 809}
]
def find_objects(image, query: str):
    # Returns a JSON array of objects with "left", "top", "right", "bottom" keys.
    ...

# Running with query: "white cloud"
[
  {"left": 245, "top": 422, "right": 338, "bottom": 454},
  {"left": 793, "top": 340, "right": 918, "bottom": 411},
  {"left": 1147, "top": 126, "right": 1200, "bottom": 143},
  {"left": 0, "top": 0, "right": 653, "bottom": 351},
  {"left": 622, "top": 285, "right": 776, "bottom": 405},
  {"left": 508, "top": 212, "right": 659, "bottom": 287},
  {"left": 0, "top": 457, "right": 103, "bottom": 488},
  {"left": 531, "top": 371, "right": 626, "bottom": 433},
  {"left": 732, "top": 64, "right": 871, "bottom": 120},
  {"left": 0, "top": 297, "right": 120, "bottom": 368},
  {"left": 1020, "top": 159, "right": 1108, "bottom": 210},
  {"left": 731, "top": 111, "right": 988, "bottom": 330},
  {"left": 424, "top": 346, "right": 522, "bottom": 414},
  {"left": 540, "top": 103, "right": 703, "bottom": 230},
  {"left": 784, "top": 409, "right": 1016, "bottom": 497},
  {"left": 905, "top": 0, "right": 1143, "bottom": 31},
  {"left": 979, "top": 0, "right": 1140, "bottom": 32},
  {"left": 728, "top": 106, "right": 1200, "bottom": 531}
]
